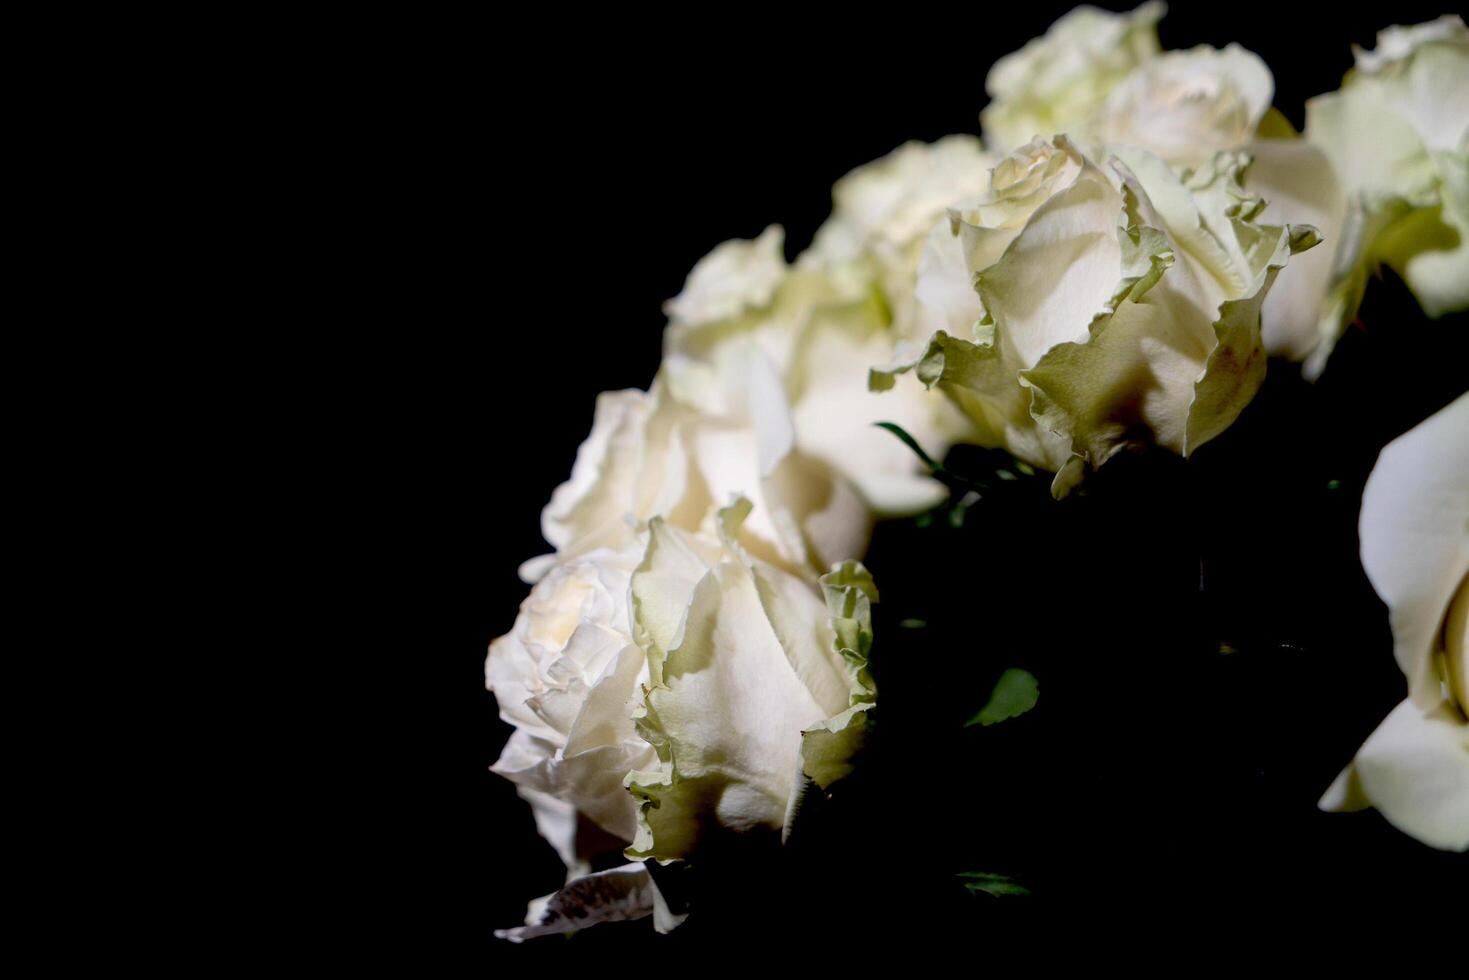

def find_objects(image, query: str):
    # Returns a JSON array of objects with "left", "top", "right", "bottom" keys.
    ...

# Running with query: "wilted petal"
[{"left": 495, "top": 863, "right": 678, "bottom": 942}]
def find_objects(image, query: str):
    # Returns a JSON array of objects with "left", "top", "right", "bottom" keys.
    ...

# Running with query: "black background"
[{"left": 430, "top": 2, "right": 1467, "bottom": 962}]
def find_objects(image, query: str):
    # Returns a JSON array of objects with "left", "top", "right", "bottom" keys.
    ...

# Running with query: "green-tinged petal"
[
  {"left": 1351, "top": 24, "right": 1469, "bottom": 155},
  {"left": 627, "top": 563, "right": 825, "bottom": 859},
  {"left": 1020, "top": 150, "right": 1305, "bottom": 483},
  {"left": 1255, "top": 108, "right": 1299, "bottom": 139},
  {"left": 799, "top": 561, "right": 880, "bottom": 790},
  {"left": 871, "top": 329, "right": 1073, "bottom": 473},
  {"left": 631, "top": 516, "right": 717, "bottom": 687},
  {"left": 626, "top": 506, "right": 877, "bottom": 863},
  {"left": 1307, "top": 90, "right": 1438, "bottom": 206},
  {"left": 977, "top": 151, "right": 1124, "bottom": 369},
  {"left": 887, "top": 137, "right": 1309, "bottom": 489},
  {"left": 1381, "top": 150, "right": 1469, "bottom": 317}
]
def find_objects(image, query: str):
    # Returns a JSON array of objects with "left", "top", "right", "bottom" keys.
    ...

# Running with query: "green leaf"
[
  {"left": 958, "top": 872, "right": 1031, "bottom": 898},
  {"left": 965, "top": 668, "right": 1039, "bottom": 727},
  {"left": 874, "top": 421, "right": 942, "bottom": 473}
]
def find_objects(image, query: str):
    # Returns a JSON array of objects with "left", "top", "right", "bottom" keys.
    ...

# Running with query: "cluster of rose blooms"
[{"left": 488, "top": 6, "right": 1468, "bottom": 940}]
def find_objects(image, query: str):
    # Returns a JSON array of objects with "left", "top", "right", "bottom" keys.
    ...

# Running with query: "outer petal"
[
  {"left": 1382, "top": 148, "right": 1469, "bottom": 317},
  {"left": 1307, "top": 89, "right": 1438, "bottom": 210},
  {"left": 977, "top": 150, "right": 1123, "bottom": 371},
  {"left": 1352, "top": 25, "right": 1469, "bottom": 155},
  {"left": 1323, "top": 395, "right": 1469, "bottom": 852},
  {"left": 1321, "top": 701, "right": 1469, "bottom": 852},
  {"left": 1358, "top": 394, "right": 1469, "bottom": 709},
  {"left": 798, "top": 562, "right": 879, "bottom": 791},
  {"left": 1249, "top": 139, "right": 1348, "bottom": 360},
  {"left": 871, "top": 328, "right": 1074, "bottom": 474},
  {"left": 664, "top": 225, "right": 786, "bottom": 326},
  {"left": 516, "top": 785, "right": 582, "bottom": 874}
]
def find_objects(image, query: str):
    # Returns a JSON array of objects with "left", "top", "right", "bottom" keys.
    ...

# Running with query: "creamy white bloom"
[
  {"left": 625, "top": 500, "right": 877, "bottom": 862},
  {"left": 490, "top": 500, "right": 878, "bottom": 938},
  {"left": 809, "top": 136, "right": 996, "bottom": 342},
  {"left": 1090, "top": 45, "right": 1274, "bottom": 169},
  {"left": 1286, "top": 16, "right": 1469, "bottom": 374},
  {"left": 665, "top": 224, "right": 965, "bottom": 518},
  {"left": 539, "top": 375, "right": 868, "bottom": 582},
  {"left": 878, "top": 137, "right": 1316, "bottom": 495},
  {"left": 901, "top": 139, "right": 1088, "bottom": 470},
  {"left": 980, "top": 2, "right": 1165, "bottom": 155},
  {"left": 1320, "top": 394, "right": 1469, "bottom": 852}
]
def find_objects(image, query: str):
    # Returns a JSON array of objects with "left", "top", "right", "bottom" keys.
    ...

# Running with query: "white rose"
[
  {"left": 1286, "top": 16, "right": 1469, "bottom": 374},
  {"left": 900, "top": 139, "right": 1088, "bottom": 472},
  {"left": 1089, "top": 45, "right": 1274, "bottom": 169},
  {"left": 625, "top": 500, "right": 877, "bottom": 862},
  {"left": 980, "top": 2, "right": 1165, "bottom": 155},
  {"left": 489, "top": 502, "right": 878, "bottom": 938},
  {"left": 539, "top": 373, "right": 869, "bottom": 582},
  {"left": 1320, "top": 394, "right": 1469, "bottom": 852},
  {"left": 665, "top": 224, "right": 966, "bottom": 518},
  {"left": 808, "top": 136, "right": 996, "bottom": 342},
  {"left": 878, "top": 137, "right": 1316, "bottom": 495}
]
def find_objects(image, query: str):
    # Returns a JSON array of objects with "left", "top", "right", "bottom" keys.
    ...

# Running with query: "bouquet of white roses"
[{"left": 482, "top": 6, "right": 1467, "bottom": 945}]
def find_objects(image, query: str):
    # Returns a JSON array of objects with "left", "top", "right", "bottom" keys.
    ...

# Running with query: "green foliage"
[
  {"left": 966, "top": 668, "right": 1039, "bottom": 727},
  {"left": 874, "top": 421, "right": 944, "bottom": 472},
  {"left": 958, "top": 872, "right": 1031, "bottom": 898}
]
